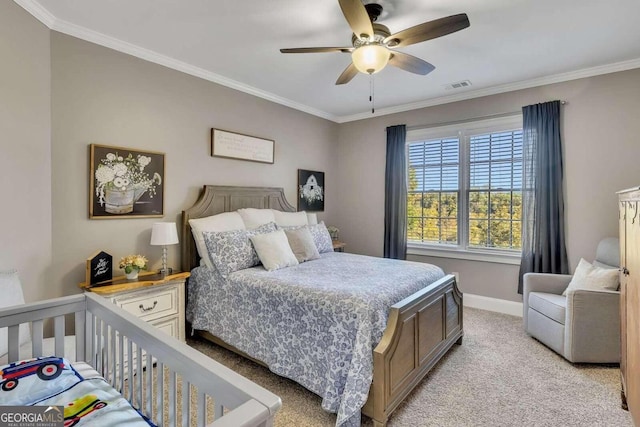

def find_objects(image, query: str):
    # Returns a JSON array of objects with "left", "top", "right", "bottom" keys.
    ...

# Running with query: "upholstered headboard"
[{"left": 181, "top": 185, "right": 296, "bottom": 272}]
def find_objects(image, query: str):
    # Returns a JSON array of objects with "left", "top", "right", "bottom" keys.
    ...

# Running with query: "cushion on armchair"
[
  {"left": 562, "top": 258, "right": 619, "bottom": 296},
  {"left": 528, "top": 292, "right": 566, "bottom": 324}
]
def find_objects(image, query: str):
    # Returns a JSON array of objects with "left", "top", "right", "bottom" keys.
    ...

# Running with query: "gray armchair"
[{"left": 523, "top": 238, "right": 620, "bottom": 363}]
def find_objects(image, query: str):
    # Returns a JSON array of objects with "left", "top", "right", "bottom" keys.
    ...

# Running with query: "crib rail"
[{"left": 0, "top": 294, "right": 281, "bottom": 427}]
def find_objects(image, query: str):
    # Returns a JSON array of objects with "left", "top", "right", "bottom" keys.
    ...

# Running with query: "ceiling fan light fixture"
[{"left": 351, "top": 44, "right": 390, "bottom": 74}]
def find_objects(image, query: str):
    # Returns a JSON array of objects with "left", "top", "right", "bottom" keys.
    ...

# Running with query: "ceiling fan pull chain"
[{"left": 370, "top": 74, "right": 375, "bottom": 114}]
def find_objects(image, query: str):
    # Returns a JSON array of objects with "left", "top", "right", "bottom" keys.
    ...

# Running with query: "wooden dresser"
[{"left": 618, "top": 187, "right": 640, "bottom": 424}]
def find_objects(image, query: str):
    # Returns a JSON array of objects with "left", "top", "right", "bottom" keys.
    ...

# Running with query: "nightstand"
[
  {"left": 332, "top": 240, "right": 346, "bottom": 252},
  {"left": 79, "top": 272, "right": 189, "bottom": 342}
]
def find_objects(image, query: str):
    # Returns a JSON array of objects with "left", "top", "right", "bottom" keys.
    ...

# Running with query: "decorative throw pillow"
[
  {"left": 284, "top": 227, "right": 320, "bottom": 263},
  {"left": 189, "top": 212, "right": 246, "bottom": 268},
  {"left": 0, "top": 270, "right": 31, "bottom": 357},
  {"left": 278, "top": 222, "right": 334, "bottom": 254},
  {"left": 204, "top": 222, "right": 276, "bottom": 277},
  {"left": 250, "top": 230, "right": 299, "bottom": 271},
  {"left": 308, "top": 222, "right": 334, "bottom": 253},
  {"left": 562, "top": 258, "right": 619, "bottom": 296}
]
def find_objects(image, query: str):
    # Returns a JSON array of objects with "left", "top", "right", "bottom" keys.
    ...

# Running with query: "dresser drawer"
[
  {"left": 150, "top": 316, "right": 179, "bottom": 339},
  {"left": 113, "top": 285, "right": 178, "bottom": 322}
]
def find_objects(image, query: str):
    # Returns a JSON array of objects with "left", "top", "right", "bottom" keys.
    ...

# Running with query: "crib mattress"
[{"left": 0, "top": 356, "right": 154, "bottom": 426}]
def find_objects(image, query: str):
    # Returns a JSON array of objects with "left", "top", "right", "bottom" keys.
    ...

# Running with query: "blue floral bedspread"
[{"left": 187, "top": 252, "right": 444, "bottom": 426}]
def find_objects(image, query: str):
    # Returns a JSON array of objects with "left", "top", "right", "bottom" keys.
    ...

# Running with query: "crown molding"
[
  {"left": 13, "top": 0, "right": 55, "bottom": 27},
  {"left": 13, "top": 0, "right": 338, "bottom": 122},
  {"left": 14, "top": 0, "right": 640, "bottom": 124},
  {"left": 336, "top": 57, "right": 640, "bottom": 123},
  {"left": 49, "top": 18, "right": 339, "bottom": 122}
]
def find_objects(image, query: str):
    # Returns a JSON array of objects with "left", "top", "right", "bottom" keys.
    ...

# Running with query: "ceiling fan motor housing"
[{"left": 351, "top": 23, "right": 390, "bottom": 46}]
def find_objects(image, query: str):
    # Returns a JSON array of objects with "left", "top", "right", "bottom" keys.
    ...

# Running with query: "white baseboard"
[{"left": 463, "top": 293, "right": 523, "bottom": 317}]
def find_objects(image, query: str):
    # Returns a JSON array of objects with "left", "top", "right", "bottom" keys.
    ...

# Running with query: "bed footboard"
[
  {"left": 363, "top": 274, "right": 463, "bottom": 427},
  {"left": 0, "top": 293, "right": 281, "bottom": 427}
]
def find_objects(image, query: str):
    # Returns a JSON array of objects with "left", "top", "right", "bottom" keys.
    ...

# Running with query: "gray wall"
[
  {"left": 335, "top": 69, "right": 640, "bottom": 302},
  {"left": 5, "top": 7, "right": 640, "bottom": 305},
  {"left": 0, "top": 1, "right": 52, "bottom": 302},
  {"left": 50, "top": 33, "right": 338, "bottom": 298}
]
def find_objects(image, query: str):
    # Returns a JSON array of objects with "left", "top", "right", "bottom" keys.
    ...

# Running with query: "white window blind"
[
  {"left": 406, "top": 115, "right": 523, "bottom": 255},
  {"left": 408, "top": 138, "right": 459, "bottom": 244},
  {"left": 468, "top": 130, "right": 523, "bottom": 250}
]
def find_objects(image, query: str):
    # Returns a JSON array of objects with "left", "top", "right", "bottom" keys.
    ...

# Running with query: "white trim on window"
[{"left": 407, "top": 242, "right": 522, "bottom": 265}]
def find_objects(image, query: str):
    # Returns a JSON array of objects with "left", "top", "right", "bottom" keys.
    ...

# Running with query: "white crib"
[{"left": 0, "top": 292, "right": 281, "bottom": 426}]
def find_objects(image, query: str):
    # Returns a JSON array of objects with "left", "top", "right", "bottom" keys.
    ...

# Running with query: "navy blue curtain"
[
  {"left": 518, "top": 101, "right": 569, "bottom": 293},
  {"left": 384, "top": 125, "right": 407, "bottom": 259}
]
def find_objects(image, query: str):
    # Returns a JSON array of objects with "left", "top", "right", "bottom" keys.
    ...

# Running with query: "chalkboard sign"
[{"left": 86, "top": 251, "right": 113, "bottom": 285}]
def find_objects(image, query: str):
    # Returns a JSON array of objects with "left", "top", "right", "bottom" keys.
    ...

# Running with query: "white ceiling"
[{"left": 16, "top": 0, "right": 640, "bottom": 122}]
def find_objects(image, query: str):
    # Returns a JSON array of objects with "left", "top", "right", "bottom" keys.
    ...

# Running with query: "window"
[{"left": 407, "top": 116, "right": 523, "bottom": 261}]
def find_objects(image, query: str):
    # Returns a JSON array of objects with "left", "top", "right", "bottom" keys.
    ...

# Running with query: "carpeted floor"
[{"left": 188, "top": 308, "right": 633, "bottom": 426}]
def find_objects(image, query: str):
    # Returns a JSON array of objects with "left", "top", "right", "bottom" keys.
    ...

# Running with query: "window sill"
[{"left": 407, "top": 244, "right": 522, "bottom": 265}]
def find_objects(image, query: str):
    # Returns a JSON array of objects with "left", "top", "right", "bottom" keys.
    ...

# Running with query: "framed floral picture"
[
  {"left": 89, "top": 144, "right": 165, "bottom": 219},
  {"left": 298, "top": 169, "right": 324, "bottom": 212}
]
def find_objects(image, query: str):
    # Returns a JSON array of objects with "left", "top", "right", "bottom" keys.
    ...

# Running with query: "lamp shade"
[
  {"left": 351, "top": 44, "right": 390, "bottom": 74},
  {"left": 150, "top": 222, "right": 179, "bottom": 246}
]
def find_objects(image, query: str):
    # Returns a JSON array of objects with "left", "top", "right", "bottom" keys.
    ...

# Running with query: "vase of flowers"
[
  {"left": 119, "top": 255, "right": 148, "bottom": 280},
  {"left": 95, "top": 152, "right": 162, "bottom": 214},
  {"left": 327, "top": 225, "right": 340, "bottom": 241}
]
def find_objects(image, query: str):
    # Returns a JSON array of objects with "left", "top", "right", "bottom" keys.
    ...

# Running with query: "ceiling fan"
[{"left": 280, "top": 0, "right": 470, "bottom": 85}]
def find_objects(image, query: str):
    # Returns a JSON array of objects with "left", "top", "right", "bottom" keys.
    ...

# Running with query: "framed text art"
[
  {"left": 298, "top": 169, "right": 325, "bottom": 212},
  {"left": 211, "top": 128, "right": 275, "bottom": 164},
  {"left": 89, "top": 144, "right": 165, "bottom": 219},
  {"left": 85, "top": 250, "right": 113, "bottom": 286}
]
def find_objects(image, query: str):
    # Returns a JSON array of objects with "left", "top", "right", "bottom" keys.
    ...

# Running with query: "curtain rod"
[{"left": 403, "top": 100, "right": 567, "bottom": 132}]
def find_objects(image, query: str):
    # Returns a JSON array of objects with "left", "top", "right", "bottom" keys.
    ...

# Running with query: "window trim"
[
  {"left": 406, "top": 114, "right": 523, "bottom": 261},
  {"left": 407, "top": 242, "right": 522, "bottom": 265}
]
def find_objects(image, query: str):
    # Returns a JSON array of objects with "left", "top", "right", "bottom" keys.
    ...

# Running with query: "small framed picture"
[
  {"left": 211, "top": 128, "right": 275, "bottom": 164},
  {"left": 298, "top": 169, "right": 325, "bottom": 212},
  {"left": 89, "top": 144, "right": 165, "bottom": 219}
]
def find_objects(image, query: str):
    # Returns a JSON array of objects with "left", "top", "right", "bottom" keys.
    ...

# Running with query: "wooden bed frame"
[{"left": 181, "top": 185, "right": 463, "bottom": 427}]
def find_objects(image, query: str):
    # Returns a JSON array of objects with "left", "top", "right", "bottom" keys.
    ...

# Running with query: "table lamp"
[{"left": 150, "top": 222, "right": 179, "bottom": 275}]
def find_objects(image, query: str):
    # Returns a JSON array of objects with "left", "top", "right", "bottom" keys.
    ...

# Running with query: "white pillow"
[
  {"left": 238, "top": 208, "right": 276, "bottom": 229},
  {"left": 284, "top": 227, "right": 320, "bottom": 263},
  {"left": 306, "top": 213, "right": 318, "bottom": 225},
  {"left": 0, "top": 270, "right": 31, "bottom": 358},
  {"left": 250, "top": 230, "right": 299, "bottom": 271},
  {"left": 563, "top": 258, "right": 619, "bottom": 296},
  {"left": 272, "top": 210, "right": 308, "bottom": 227},
  {"left": 189, "top": 212, "right": 246, "bottom": 269}
]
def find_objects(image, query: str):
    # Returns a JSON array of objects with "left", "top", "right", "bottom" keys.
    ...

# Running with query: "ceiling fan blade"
[
  {"left": 384, "top": 13, "right": 470, "bottom": 48},
  {"left": 338, "top": 0, "right": 374, "bottom": 40},
  {"left": 389, "top": 52, "right": 435, "bottom": 75},
  {"left": 335, "top": 63, "right": 358, "bottom": 85},
  {"left": 280, "top": 47, "right": 353, "bottom": 54}
]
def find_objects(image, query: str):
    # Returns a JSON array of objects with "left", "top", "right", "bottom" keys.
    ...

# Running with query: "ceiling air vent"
[{"left": 444, "top": 80, "right": 472, "bottom": 90}]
